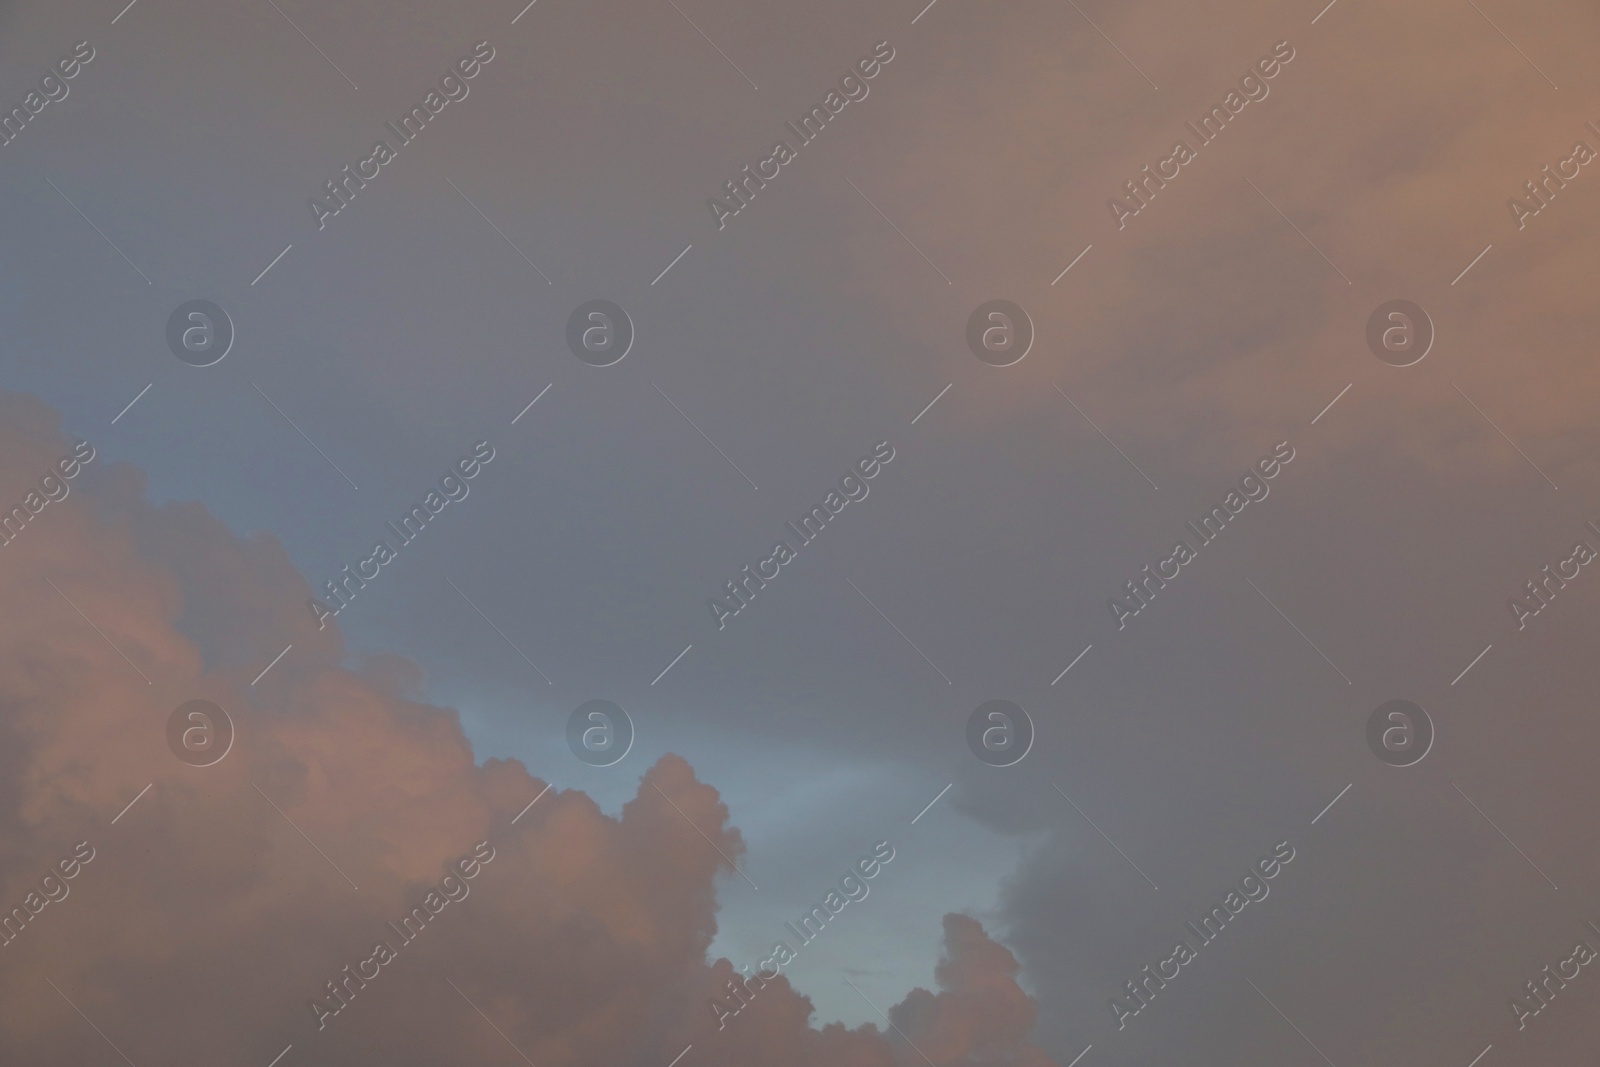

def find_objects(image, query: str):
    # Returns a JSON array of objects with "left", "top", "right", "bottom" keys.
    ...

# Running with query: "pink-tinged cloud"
[{"left": 0, "top": 391, "right": 1054, "bottom": 1067}]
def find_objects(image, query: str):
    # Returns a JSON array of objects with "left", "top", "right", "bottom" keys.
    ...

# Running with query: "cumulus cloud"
[
  {"left": 889, "top": 915, "right": 1058, "bottom": 1067},
  {"left": 0, "top": 390, "right": 1054, "bottom": 1067}
]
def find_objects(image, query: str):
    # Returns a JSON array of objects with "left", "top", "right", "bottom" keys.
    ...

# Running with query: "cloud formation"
[{"left": 0, "top": 390, "right": 1054, "bottom": 1067}]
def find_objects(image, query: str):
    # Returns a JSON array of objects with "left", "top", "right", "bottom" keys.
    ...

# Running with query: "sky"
[{"left": 2, "top": 0, "right": 1600, "bottom": 1064}]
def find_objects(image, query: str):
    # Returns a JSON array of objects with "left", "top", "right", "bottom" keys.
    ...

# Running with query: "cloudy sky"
[{"left": 2, "top": 0, "right": 1600, "bottom": 1063}]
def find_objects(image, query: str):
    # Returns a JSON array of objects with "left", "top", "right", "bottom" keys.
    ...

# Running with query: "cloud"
[
  {"left": 0, "top": 390, "right": 1054, "bottom": 1067},
  {"left": 804, "top": 0, "right": 1600, "bottom": 482},
  {"left": 890, "top": 915, "right": 1058, "bottom": 1067}
]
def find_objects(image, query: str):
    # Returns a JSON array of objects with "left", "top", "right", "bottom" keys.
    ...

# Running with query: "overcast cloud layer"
[{"left": 3, "top": 0, "right": 1600, "bottom": 1064}]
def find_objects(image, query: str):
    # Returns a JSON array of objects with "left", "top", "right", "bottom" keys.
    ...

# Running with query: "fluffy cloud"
[
  {"left": 890, "top": 915, "right": 1058, "bottom": 1067},
  {"left": 0, "top": 390, "right": 1054, "bottom": 1067}
]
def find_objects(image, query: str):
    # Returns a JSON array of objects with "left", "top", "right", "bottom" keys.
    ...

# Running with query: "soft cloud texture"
[
  {"left": 3, "top": 0, "right": 1600, "bottom": 1061},
  {"left": 0, "top": 392, "right": 1053, "bottom": 1067}
]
